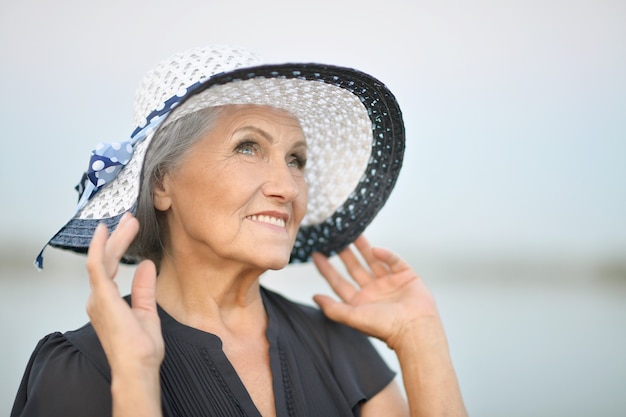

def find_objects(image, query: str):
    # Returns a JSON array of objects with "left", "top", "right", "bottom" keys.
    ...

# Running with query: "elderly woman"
[{"left": 13, "top": 46, "right": 466, "bottom": 417}]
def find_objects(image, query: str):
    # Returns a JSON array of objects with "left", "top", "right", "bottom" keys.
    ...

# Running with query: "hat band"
[{"left": 74, "top": 114, "right": 164, "bottom": 216}]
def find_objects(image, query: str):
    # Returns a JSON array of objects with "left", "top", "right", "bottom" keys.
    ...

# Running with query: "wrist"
[
  {"left": 111, "top": 367, "right": 162, "bottom": 417},
  {"left": 386, "top": 314, "right": 448, "bottom": 353},
  {"left": 110, "top": 360, "right": 161, "bottom": 386}
]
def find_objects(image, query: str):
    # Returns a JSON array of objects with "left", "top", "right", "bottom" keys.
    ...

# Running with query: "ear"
[{"left": 153, "top": 174, "right": 172, "bottom": 211}]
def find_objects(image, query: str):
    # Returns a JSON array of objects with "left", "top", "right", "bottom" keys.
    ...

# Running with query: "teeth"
[{"left": 248, "top": 215, "right": 286, "bottom": 228}]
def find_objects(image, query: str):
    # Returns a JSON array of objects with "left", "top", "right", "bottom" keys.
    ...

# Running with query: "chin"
[
  {"left": 247, "top": 240, "right": 294, "bottom": 270},
  {"left": 260, "top": 255, "right": 291, "bottom": 271},
  {"left": 253, "top": 249, "right": 292, "bottom": 271},
  {"left": 266, "top": 262, "right": 289, "bottom": 271}
]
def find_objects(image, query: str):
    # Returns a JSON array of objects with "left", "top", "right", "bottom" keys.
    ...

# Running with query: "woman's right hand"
[{"left": 86, "top": 212, "right": 164, "bottom": 417}]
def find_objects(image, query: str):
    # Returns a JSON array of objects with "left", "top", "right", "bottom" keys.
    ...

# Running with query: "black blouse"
[{"left": 12, "top": 287, "right": 395, "bottom": 417}]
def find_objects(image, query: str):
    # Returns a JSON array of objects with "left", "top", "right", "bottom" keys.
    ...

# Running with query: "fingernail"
[{"left": 119, "top": 212, "right": 131, "bottom": 225}]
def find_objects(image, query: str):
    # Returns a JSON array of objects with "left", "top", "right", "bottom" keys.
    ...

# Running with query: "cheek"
[{"left": 295, "top": 179, "right": 309, "bottom": 220}]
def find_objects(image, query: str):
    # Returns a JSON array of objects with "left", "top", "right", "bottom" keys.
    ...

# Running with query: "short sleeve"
[
  {"left": 325, "top": 322, "right": 396, "bottom": 405},
  {"left": 11, "top": 330, "right": 112, "bottom": 417}
]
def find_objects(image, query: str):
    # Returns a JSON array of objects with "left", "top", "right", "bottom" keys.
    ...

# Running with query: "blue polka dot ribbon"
[
  {"left": 73, "top": 112, "right": 168, "bottom": 215},
  {"left": 75, "top": 141, "right": 133, "bottom": 196}
]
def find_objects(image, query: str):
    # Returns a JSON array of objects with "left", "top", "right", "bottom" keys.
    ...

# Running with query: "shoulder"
[
  {"left": 261, "top": 286, "right": 390, "bottom": 366},
  {"left": 261, "top": 286, "right": 323, "bottom": 318},
  {"left": 25, "top": 323, "right": 110, "bottom": 379},
  {"left": 261, "top": 286, "right": 371, "bottom": 341},
  {"left": 261, "top": 286, "right": 336, "bottom": 340},
  {"left": 11, "top": 325, "right": 112, "bottom": 417}
]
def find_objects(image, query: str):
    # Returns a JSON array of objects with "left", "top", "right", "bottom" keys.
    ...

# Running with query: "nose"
[{"left": 262, "top": 160, "right": 302, "bottom": 203}]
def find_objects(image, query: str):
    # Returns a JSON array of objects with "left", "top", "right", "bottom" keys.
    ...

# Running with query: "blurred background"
[{"left": 1, "top": 0, "right": 625, "bottom": 416}]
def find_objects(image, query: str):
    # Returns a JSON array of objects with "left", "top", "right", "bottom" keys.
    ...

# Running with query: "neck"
[{"left": 155, "top": 253, "right": 268, "bottom": 337}]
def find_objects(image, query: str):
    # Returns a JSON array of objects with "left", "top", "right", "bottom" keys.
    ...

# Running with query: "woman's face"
[{"left": 154, "top": 104, "right": 308, "bottom": 271}]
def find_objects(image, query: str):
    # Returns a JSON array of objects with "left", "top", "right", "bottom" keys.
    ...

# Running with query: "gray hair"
[{"left": 127, "top": 107, "right": 223, "bottom": 266}]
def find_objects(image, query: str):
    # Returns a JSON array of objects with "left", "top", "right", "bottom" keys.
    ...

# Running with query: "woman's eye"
[
  {"left": 287, "top": 154, "right": 307, "bottom": 170},
  {"left": 236, "top": 141, "right": 258, "bottom": 156}
]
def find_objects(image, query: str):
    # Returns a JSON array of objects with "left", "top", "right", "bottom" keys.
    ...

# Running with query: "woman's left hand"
[
  {"left": 314, "top": 236, "right": 469, "bottom": 417},
  {"left": 312, "top": 235, "right": 438, "bottom": 350}
]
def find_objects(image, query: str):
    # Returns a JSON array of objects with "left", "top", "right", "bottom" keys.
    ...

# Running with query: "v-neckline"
[{"left": 156, "top": 289, "right": 286, "bottom": 417}]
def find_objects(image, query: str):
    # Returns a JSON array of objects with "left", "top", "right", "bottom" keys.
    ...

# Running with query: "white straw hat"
[{"left": 37, "top": 45, "right": 405, "bottom": 267}]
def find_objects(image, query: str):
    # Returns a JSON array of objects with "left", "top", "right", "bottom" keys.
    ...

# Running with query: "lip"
[{"left": 246, "top": 210, "right": 290, "bottom": 229}]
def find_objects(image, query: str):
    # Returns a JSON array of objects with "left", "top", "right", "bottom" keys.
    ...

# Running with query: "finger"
[
  {"left": 372, "top": 247, "right": 420, "bottom": 289},
  {"left": 87, "top": 223, "right": 111, "bottom": 290},
  {"left": 131, "top": 260, "right": 158, "bottom": 314},
  {"left": 103, "top": 213, "right": 139, "bottom": 274},
  {"left": 337, "top": 245, "right": 375, "bottom": 287},
  {"left": 372, "top": 246, "right": 411, "bottom": 274},
  {"left": 312, "top": 294, "right": 356, "bottom": 327},
  {"left": 312, "top": 252, "right": 357, "bottom": 302},
  {"left": 353, "top": 236, "right": 390, "bottom": 277}
]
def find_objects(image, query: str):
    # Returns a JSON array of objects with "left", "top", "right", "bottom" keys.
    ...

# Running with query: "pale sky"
[{"left": 1, "top": 0, "right": 625, "bottom": 261}]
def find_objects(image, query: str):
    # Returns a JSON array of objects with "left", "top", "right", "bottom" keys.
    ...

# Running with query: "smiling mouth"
[{"left": 247, "top": 214, "right": 286, "bottom": 228}]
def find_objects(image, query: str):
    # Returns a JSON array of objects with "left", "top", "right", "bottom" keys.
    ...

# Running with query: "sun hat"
[{"left": 36, "top": 45, "right": 405, "bottom": 268}]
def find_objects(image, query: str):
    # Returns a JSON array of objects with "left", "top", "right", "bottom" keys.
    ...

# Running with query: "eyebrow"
[{"left": 236, "top": 126, "right": 308, "bottom": 149}]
